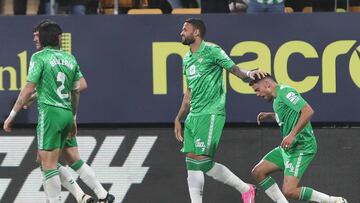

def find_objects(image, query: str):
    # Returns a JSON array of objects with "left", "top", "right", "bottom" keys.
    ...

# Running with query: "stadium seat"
[
  {"left": 99, "top": 0, "right": 134, "bottom": 14},
  {"left": 127, "top": 8, "right": 162, "bottom": 14},
  {"left": 302, "top": 6, "right": 313, "bottom": 12},
  {"left": 350, "top": 6, "right": 360, "bottom": 12},
  {"left": 171, "top": 8, "right": 201, "bottom": 14},
  {"left": 284, "top": 7, "right": 294, "bottom": 13}
]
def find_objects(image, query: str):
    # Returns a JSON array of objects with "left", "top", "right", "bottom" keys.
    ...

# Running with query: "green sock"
[
  {"left": 299, "top": 187, "right": 313, "bottom": 201},
  {"left": 259, "top": 176, "right": 276, "bottom": 190}
]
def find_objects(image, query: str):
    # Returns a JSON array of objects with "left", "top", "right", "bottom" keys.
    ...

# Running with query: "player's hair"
[
  {"left": 249, "top": 73, "right": 273, "bottom": 86},
  {"left": 185, "top": 18, "right": 206, "bottom": 38},
  {"left": 34, "top": 20, "right": 62, "bottom": 48}
]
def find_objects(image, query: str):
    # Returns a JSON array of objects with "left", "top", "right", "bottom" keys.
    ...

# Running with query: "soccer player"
[
  {"left": 174, "top": 18, "right": 266, "bottom": 203},
  {"left": 29, "top": 20, "right": 114, "bottom": 203},
  {"left": 3, "top": 20, "right": 112, "bottom": 203},
  {"left": 249, "top": 74, "right": 348, "bottom": 203}
]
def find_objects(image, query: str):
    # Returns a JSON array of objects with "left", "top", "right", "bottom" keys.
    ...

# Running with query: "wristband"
[
  {"left": 246, "top": 71, "right": 251, "bottom": 77},
  {"left": 9, "top": 110, "right": 17, "bottom": 118}
]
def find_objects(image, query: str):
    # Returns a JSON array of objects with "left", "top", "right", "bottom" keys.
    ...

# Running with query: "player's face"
[
  {"left": 33, "top": 31, "right": 41, "bottom": 50},
  {"left": 180, "top": 22, "right": 196, "bottom": 45},
  {"left": 252, "top": 81, "right": 273, "bottom": 102}
]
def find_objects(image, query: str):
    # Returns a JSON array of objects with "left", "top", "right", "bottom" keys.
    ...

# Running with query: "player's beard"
[{"left": 182, "top": 36, "right": 195, "bottom": 45}]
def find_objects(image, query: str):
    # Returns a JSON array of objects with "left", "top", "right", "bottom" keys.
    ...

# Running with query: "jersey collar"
[{"left": 190, "top": 40, "right": 206, "bottom": 57}]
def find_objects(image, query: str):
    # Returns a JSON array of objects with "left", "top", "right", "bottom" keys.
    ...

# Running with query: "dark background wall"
[
  {"left": 0, "top": 127, "right": 357, "bottom": 202},
  {"left": 0, "top": 14, "right": 360, "bottom": 124}
]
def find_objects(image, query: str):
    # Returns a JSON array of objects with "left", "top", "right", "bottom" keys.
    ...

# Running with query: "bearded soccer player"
[
  {"left": 174, "top": 18, "right": 266, "bottom": 203},
  {"left": 249, "top": 74, "right": 347, "bottom": 203}
]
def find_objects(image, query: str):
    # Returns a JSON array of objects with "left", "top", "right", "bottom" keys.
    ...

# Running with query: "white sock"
[
  {"left": 77, "top": 163, "right": 108, "bottom": 199},
  {"left": 44, "top": 174, "right": 61, "bottom": 203},
  {"left": 310, "top": 190, "right": 331, "bottom": 202},
  {"left": 206, "top": 162, "right": 250, "bottom": 193},
  {"left": 187, "top": 170, "right": 204, "bottom": 203},
  {"left": 58, "top": 165, "right": 85, "bottom": 202},
  {"left": 265, "top": 183, "right": 289, "bottom": 203}
]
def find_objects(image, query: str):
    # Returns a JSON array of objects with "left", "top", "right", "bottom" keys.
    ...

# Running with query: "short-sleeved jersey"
[
  {"left": 183, "top": 41, "right": 235, "bottom": 116},
  {"left": 27, "top": 47, "right": 82, "bottom": 111},
  {"left": 273, "top": 84, "right": 317, "bottom": 153}
]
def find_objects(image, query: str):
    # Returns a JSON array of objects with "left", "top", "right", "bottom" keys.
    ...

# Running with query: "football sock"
[
  {"left": 43, "top": 169, "right": 61, "bottom": 203},
  {"left": 57, "top": 163, "right": 85, "bottom": 202},
  {"left": 260, "top": 176, "right": 288, "bottom": 203},
  {"left": 206, "top": 162, "right": 250, "bottom": 193},
  {"left": 302, "top": 187, "right": 331, "bottom": 202},
  {"left": 187, "top": 170, "right": 204, "bottom": 203},
  {"left": 71, "top": 160, "right": 108, "bottom": 199}
]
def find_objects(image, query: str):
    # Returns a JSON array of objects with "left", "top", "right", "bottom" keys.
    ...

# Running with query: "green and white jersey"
[
  {"left": 273, "top": 84, "right": 317, "bottom": 154},
  {"left": 183, "top": 41, "right": 235, "bottom": 116},
  {"left": 27, "top": 47, "right": 82, "bottom": 111}
]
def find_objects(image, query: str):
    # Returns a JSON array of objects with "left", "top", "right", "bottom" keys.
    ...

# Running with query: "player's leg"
[
  {"left": 282, "top": 153, "right": 348, "bottom": 203},
  {"left": 57, "top": 163, "right": 94, "bottom": 203},
  {"left": 182, "top": 116, "right": 204, "bottom": 203},
  {"left": 63, "top": 139, "right": 115, "bottom": 203},
  {"left": 37, "top": 106, "right": 72, "bottom": 203},
  {"left": 252, "top": 147, "right": 288, "bottom": 203},
  {"left": 39, "top": 149, "right": 62, "bottom": 203},
  {"left": 37, "top": 151, "right": 94, "bottom": 203},
  {"left": 188, "top": 114, "right": 255, "bottom": 202}
]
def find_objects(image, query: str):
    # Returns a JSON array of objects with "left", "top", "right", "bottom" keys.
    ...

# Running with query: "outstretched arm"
[{"left": 229, "top": 65, "right": 267, "bottom": 80}]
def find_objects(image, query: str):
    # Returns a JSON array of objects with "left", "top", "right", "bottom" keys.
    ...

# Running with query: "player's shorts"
[
  {"left": 37, "top": 104, "right": 73, "bottom": 150},
  {"left": 181, "top": 114, "right": 225, "bottom": 157},
  {"left": 263, "top": 146, "right": 316, "bottom": 179},
  {"left": 64, "top": 137, "right": 78, "bottom": 148}
]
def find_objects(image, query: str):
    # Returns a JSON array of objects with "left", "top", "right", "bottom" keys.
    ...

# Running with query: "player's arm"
[
  {"left": 23, "top": 90, "right": 37, "bottom": 109},
  {"left": 3, "top": 82, "right": 37, "bottom": 132},
  {"left": 69, "top": 80, "right": 81, "bottom": 137},
  {"left": 174, "top": 88, "right": 191, "bottom": 142},
  {"left": 79, "top": 77, "right": 87, "bottom": 91},
  {"left": 229, "top": 65, "right": 267, "bottom": 80},
  {"left": 281, "top": 104, "right": 314, "bottom": 149},
  {"left": 257, "top": 112, "right": 276, "bottom": 125}
]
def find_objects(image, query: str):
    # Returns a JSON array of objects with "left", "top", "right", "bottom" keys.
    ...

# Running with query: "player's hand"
[
  {"left": 174, "top": 119, "right": 183, "bottom": 142},
  {"left": 3, "top": 116, "right": 14, "bottom": 132},
  {"left": 68, "top": 121, "right": 78, "bottom": 138},
  {"left": 249, "top": 69, "right": 267, "bottom": 80},
  {"left": 281, "top": 134, "right": 295, "bottom": 150},
  {"left": 256, "top": 112, "right": 272, "bottom": 125}
]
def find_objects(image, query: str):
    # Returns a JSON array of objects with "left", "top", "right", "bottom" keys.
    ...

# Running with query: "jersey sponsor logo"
[
  {"left": 195, "top": 139, "right": 206, "bottom": 152},
  {"left": 187, "top": 65, "right": 200, "bottom": 80},
  {"left": 286, "top": 92, "right": 299, "bottom": 105},
  {"left": 285, "top": 161, "right": 295, "bottom": 173},
  {"left": 0, "top": 135, "right": 157, "bottom": 202}
]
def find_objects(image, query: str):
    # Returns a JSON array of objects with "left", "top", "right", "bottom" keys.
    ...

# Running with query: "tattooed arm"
[{"left": 3, "top": 82, "right": 36, "bottom": 132}]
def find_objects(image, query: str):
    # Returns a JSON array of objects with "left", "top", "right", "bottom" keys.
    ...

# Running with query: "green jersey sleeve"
[
  {"left": 27, "top": 54, "right": 44, "bottom": 84},
  {"left": 278, "top": 86, "right": 307, "bottom": 112},
  {"left": 211, "top": 46, "right": 235, "bottom": 70}
]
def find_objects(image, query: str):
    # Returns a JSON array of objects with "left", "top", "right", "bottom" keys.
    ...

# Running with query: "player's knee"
[
  {"left": 251, "top": 165, "right": 265, "bottom": 181},
  {"left": 282, "top": 185, "right": 298, "bottom": 199},
  {"left": 185, "top": 157, "right": 214, "bottom": 172}
]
